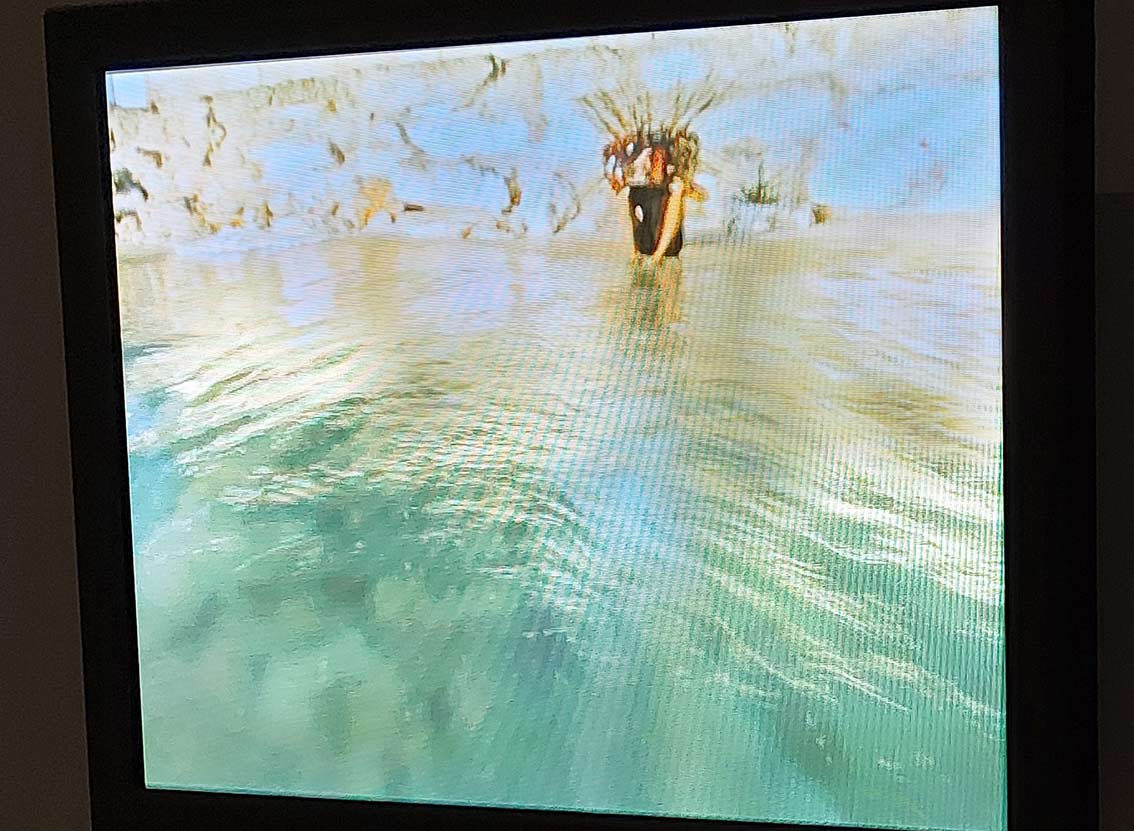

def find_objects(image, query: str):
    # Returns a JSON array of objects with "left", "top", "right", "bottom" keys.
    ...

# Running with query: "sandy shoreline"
[{"left": 115, "top": 208, "right": 1001, "bottom": 269}]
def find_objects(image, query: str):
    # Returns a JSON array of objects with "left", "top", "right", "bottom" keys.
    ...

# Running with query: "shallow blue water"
[{"left": 119, "top": 226, "right": 1004, "bottom": 830}]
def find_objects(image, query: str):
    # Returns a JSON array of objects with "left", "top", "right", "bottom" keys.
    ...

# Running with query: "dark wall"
[
  {"left": 1097, "top": 0, "right": 1133, "bottom": 193},
  {"left": 0, "top": 0, "right": 91, "bottom": 828},
  {"left": 0, "top": 1, "right": 1122, "bottom": 829},
  {"left": 1097, "top": 191, "right": 1132, "bottom": 831},
  {"left": 1095, "top": 1, "right": 1132, "bottom": 829}
]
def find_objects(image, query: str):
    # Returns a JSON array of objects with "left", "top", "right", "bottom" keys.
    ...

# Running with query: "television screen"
[{"left": 106, "top": 7, "right": 1003, "bottom": 830}]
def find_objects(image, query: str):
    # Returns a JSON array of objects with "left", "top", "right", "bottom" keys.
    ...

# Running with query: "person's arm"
[{"left": 651, "top": 179, "right": 684, "bottom": 261}]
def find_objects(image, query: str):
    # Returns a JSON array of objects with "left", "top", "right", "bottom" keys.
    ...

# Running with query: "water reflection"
[{"left": 120, "top": 224, "right": 1004, "bottom": 829}]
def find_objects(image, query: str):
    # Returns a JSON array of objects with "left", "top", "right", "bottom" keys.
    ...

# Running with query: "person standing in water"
[{"left": 603, "top": 130, "right": 706, "bottom": 261}]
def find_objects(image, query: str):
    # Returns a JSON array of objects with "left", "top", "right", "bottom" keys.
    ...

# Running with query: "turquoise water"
[{"left": 119, "top": 221, "right": 1004, "bottom": 830}]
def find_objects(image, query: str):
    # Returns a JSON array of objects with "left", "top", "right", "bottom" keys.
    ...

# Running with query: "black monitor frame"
[{"left": 44, "top": 1, "right": 1096, "bottom": 830}]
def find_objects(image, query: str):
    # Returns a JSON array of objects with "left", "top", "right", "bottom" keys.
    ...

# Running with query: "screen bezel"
[{"left": 43, "top": 1, "right": 1096, "bottom": 830}]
